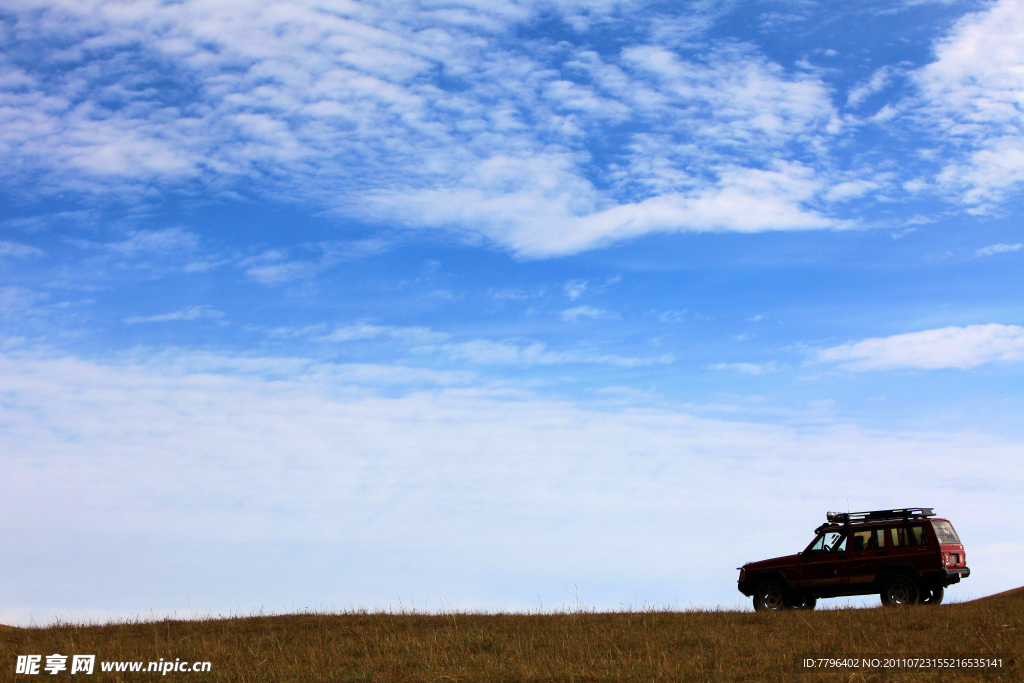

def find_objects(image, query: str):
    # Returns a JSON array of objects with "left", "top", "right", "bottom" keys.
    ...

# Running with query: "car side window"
[
  {"left": 890, "top": 525, "right": 928, "bottom": 547},
  {"left": 806, "top": 530, "right": 846, "bottom": 554},
  {"left": 823, "top": 530, "right": 846, "bottom": 553},
  {"left": 851, "top": 528, "right": 884, "bottom": 552}
]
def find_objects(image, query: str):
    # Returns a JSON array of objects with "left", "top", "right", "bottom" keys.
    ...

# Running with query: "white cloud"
[
  {"left": 0, "top": 241, "right": 45, "bottom": 258},
  {"left": 124, "top": 305, "right": 224, "bottom": 324},
  {"left": 435, "top": 338, "right": 666, "bottom": 367},
  {"left": 824, "top": 179, "right": 880, "bottom": 202},
  {"left": 440, "top": 339, "right": 549, "bottom": 364},
  {"left": 846, "top": 65, "right": 898, "bottom": 108},
  {"left": 381, "top": 162, "right": 839, "bottom": 257},
  {"left": 657, "top": 309, "right": 686, "bottom": 323},
  {"left": 241, "top": 240, "right": 389, "bottom": 284},
  {"left": 975, "top": 242, "right": 1022, "bottom": 257},
  {"left": 98, "top": 229, "right": 200, "bottom": 257},
  {"left": 0, "top": 286, "right": 50, "bottom": 315},
  {"left": 318, "top": 322, "right": 395, "bottom": 342},
  {"left": 560, "top": 305, "right": 618, "bottom": 322},
  {"left": 818, "top": 324, "right": 1024, "bottom": 370},
  {"left": 243, "top": 259, "right": 319, "bottom": 285},
  {"left": 64, "top": 228, "right": 203, "bottom": 275},
  {"left": 0, "top": 0, "right": 853, "bottom": 257},
  {"left": 317, "top": 363, "right": 476, "bottom": 386},
  {"left": 709, "top": 361, "right": 776, "bottom": 374},
  {"left": 318, "top": 321, "right": 448, "bottom": 345},
  {"left": 615, "top": 44, "right": 840, "bottom": 148},
  {"left": 487, "top": 287, "right": 545, "bottom": 301},
  {"left": 0, "top": 347, "right": 1020, "bottom": 621},
  {"left": 278, "top": 322, "right": 652, "bottom": 366},
  {"left": 19, "top": 0, "right": 1024, "bottom": 253},
  {"left": 564, "top": 279, "right": 587, "bottom": 300},
  {"left": 915, "top": 0, "right": 1024, "bottom": 206}
]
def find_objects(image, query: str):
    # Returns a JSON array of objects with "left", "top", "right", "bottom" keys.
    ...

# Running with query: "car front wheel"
[
  {"left": 880, "top": 576, "right": 920, "bottom": 606},
  {"left": 753, "top": 581, "right": 791, "bottom": 611}
]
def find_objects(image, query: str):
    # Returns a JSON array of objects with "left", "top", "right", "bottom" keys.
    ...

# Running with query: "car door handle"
[
  {"left": 917, "top": 548, "right": 928, "bottom": 552},
  {"left": 874, "top": 551, "right": 886, "bottom": 556}
]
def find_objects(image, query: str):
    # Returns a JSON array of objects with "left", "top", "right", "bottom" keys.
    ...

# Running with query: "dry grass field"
[{"left": 2, "top": 587, "right": 1020, "bottom": 682}]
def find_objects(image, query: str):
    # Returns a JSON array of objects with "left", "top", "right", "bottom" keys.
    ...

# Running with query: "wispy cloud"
[
  {"left": 487, "top": 287, "right": 546, "bottom": 302},
  {"left": 913, "top": 0, "right": 1024, "bottom": 208},
  {"left": 436, "top": 339, "right": 669, "bottom": 367},
  {"left": 274, "top": 321, "right": 662, "bottom": 367},
  {"left": 0, "top": 347, "right": 1020, "bottom": 621},
  {"left": 64, "top": 228, "right": 203, "bottom": 275},
  {"left": 818, "top": 324, "right": 1024, "bottom": 370},
  {"left": 823, "top": 179, "right": 880, "bottom": 202},
  {"left": 564, "top": 279, "right": 588, "bottom": 300},
  {"left": 124, "top": 305, "right": 225, "bottom": 324},
  {"left": 560, "top": 305, "right": 618, "bottom": 322},
  {"left": 0, "top": 241, "right": 45, "bottom": 258},
  {"left": 104, "top": 229, "right": 201, "bottom": 257},
  {"left": 709, "top": 361, "right": 777, "bottom": 374},
  {"left": 846, "top": 65, "right": 900, "bottom": 108},
  {"left": 657, "top": 309, "right": 686, "bottom": 323},
  {"left": 975, "top": 243, "right": 1022, "bottom": 257},
  {"left": 0, "top": 286, "right": 49, "bottom": 315},
  {"left": 7, "top": 0, "right": 1024, "bottom": 257},
  {"left": 0, "top": 0, "right": 858, "bottom": 257},
  {"left": 241, "top": 240, "right": 389, "bottom": 284},
  {"left": 317, "top": 322, "right": 448, "bottom": 345}
]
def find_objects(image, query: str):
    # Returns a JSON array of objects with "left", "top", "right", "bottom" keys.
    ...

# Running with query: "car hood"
[{"left": 743, "top": 553, "right": 801, "bottom": 570}]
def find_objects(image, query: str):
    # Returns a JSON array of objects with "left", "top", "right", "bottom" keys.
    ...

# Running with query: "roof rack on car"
[{"left": 814, "top": 508, "right": 935, "bottom": 533}]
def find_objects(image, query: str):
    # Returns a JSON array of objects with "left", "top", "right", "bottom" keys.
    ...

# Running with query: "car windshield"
[
  {"left": 931, "top": 520, "right": 961, "bottom": 544},
  {"left": 807, "top": 530, "right": 847, "bottom": 553}
]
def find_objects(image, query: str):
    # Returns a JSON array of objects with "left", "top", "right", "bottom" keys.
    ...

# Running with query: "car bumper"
[
  {"left": 925, "top": 567, "right": 970, "bottom": 582},
  {"left": 939, "top": 567, "right": 970, "bottom": 579}
]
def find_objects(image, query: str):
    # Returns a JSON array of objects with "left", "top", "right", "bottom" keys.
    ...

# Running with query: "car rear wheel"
[
  {"left": 794, "top": 595, "right": 817, "bottom": 610},
  {"left": 880, "top": 576, "right": 920, "bottom": 606},
  {"left": 753, "top": 581, "right": 791, "bottom": 611},
  {"left": 922, "top": 586, "right": 944, "bottom": 605}
]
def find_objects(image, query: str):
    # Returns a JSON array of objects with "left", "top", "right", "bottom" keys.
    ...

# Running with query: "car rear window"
[{"left": 931, "top": 520, "right": 961, "bottom": 544}]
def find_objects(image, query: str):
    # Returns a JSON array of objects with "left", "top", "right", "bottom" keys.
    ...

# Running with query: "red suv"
[{"left": 737, "top": 508, "right": 969, "bottom": 611}]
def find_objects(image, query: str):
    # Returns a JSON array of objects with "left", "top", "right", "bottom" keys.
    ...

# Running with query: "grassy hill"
[{"left": 2, "top": 588, "right": 1020, "bottom": 681}]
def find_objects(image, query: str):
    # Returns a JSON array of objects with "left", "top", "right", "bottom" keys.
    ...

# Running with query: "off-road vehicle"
[{"left": 737, "top": 508, "right": 969, "bottom": 611}]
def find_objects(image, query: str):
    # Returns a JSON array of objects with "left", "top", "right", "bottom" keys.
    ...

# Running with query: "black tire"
[
  {"left": 790, "top": 593, "right": 815, "bottom": 609},
  {"left": 795, "top": 595, "right": 817, "bottom": 610},
  {"left": 922, "top": 586, "right": 944, "bottom": 605},
  {"left": 880, "top": 575, "right": 920, "bottom": 606},
  {"left": 753, "top": 581, "right": 791, "bottom": 611}
]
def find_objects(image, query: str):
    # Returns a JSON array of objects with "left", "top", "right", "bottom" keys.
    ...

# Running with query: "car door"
[
  {"left": 848, "top": 527, "right": 887, "bottom": 586},
  {"left": 800, "top": 530, "right": 849, "bottom": 588},
  {"left": 888, "top": 523, "right": 934, "bottom": 575}
]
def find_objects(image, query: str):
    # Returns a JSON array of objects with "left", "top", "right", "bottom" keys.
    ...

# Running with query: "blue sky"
[{"left": 1, "top": 0, "right": 1023, "bottom": 623}]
